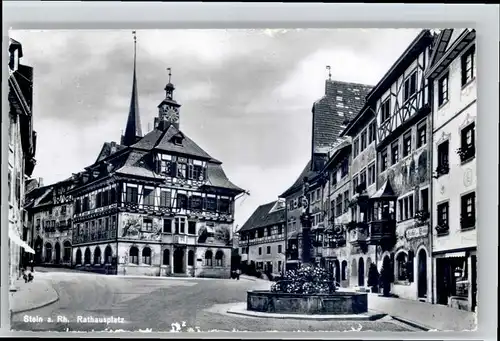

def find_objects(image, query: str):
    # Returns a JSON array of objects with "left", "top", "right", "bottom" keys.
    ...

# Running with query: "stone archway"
[
  {"left": 94, "top": 247, "right": 102, "bottom": 265},
  {"left": 358, "top": 257, "right": 365, "bottom": 287},
  {"left": 45, "top": 243, "right": 53, "bottom": 263},
  {"left": 173, "top": 248, "right": 184, "bottom": 274},
  {"left": 417, "top": 248, "right": 428, "bottom": 298},
  {"left": 84, "top": 247, "right": 91, "bottom": 265},
  {"left": 76, "top": 249, "right": 82, "bottom": 265},
  {"left": 54, "top": 242, "right": 61, "bottom": 264},
  {"left": 351, "top": 258, "right": 358, "bottom": 287},
  {"left": 104, "top": 245, "right": 113, "bottom": 264},
  {"left": 334, "top": 260, "right": 341, "bottom": 285}
]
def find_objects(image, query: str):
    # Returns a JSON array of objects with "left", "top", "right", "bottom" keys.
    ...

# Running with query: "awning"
[
  {"left": 9, "top": 229, "right": 35, "bottom": 254},
  {"left": 436, "top": 251, "right": 467, "bottom": 258},
  {"left": 287, "top": 230, "right": 298, "bottom": 240}
]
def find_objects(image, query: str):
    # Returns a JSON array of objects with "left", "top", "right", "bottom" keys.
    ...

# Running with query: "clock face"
[{"left": 161, "top": 105, "right": 179, "bottom": 123}]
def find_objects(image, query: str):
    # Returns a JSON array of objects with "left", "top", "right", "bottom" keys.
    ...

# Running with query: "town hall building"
[{"left": 67, "top": 33, "right": 245, "bottom": 278}]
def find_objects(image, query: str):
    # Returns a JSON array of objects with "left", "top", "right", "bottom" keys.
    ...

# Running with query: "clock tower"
[{"left": 155, "top": 67, "right": 182, "bottom": 130}]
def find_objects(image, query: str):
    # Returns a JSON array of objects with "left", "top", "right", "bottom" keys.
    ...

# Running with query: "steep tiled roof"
[
  {"left": 95, "top": 142, "right": 127, "bottom": 163},
  {"left": 202, "top": 162, "right": 245, "bottom": 193},
  {"left": 131, "top": 125, "right": 213, "bottom": 160},
  {"left": 238, "top": 201, "right": 286, "bottom": 233},
  {"left": 114, "top": 150, "right": 160, "bottom": 179},
  {"left": 279, "top": 160, "right": 317, "bottom": 198},
  {"left": 312, "top": 80, "right": 372, "bottom": 155}
]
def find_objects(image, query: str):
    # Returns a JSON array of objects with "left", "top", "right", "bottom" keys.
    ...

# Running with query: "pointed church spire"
[{"left": 121, "top": 30, "right": 143, "bottom": 146}]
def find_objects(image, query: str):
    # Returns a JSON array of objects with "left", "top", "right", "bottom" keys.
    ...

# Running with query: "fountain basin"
[{"left": 247, "top": 290, "right": 368, "bottom": 315}]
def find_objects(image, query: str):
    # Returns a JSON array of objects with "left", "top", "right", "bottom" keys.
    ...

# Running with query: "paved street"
[{"left": 11, "top": 269, "right": 412, "bottom": 332}]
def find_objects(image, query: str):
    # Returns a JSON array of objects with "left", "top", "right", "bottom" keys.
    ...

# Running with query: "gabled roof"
[
  {"left": 371, "top": 179, "right": 397, "bottom": 199},
  {"left": 279, "top": 160, "right": 317, "bottom": 198},
  {"left": 95, "top": 142, "right": 127, "bottom": 163},
  {"left": 131, "top": 125, "right": 213, "bottom": 160},
  {"left": 238, "top": 200, "right": 286, "bottom": 233}
]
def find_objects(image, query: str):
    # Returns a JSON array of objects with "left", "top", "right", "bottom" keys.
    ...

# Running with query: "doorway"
[
  {"left": 55, "top": 243, "right": 61, "bottom": 264},
  {"left": 417, "top": 249, "right": 428, "bottom": 298},
  {"left": 173, "top": 248, "right": 184, "bottom": 274},
  {"left": 34, "top": 237, "right": 43, "bottom": 264},
  {"left": 471, "top": 255, "right": 477, "bottom": 311},
  {"left": 358, "top": 257, "right": 365, "bottom": 287}
]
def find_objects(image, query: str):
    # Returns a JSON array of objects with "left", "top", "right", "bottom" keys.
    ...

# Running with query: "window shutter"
[
  {"left": 187, "top": 165, "right": 194, "bottom": 179},
  {"left": 156, "top": 159, "right": 161, "bottom": 174}
]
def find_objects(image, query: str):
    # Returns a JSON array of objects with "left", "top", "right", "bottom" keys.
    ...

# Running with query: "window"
[
  {"left": 163, "top": 249, "right": 170, "bottom": 265},
  {"left": 278, "top": 225, "right": 283, "bottom": 235},
  {"left": 142, "top": 247, "right": 152, "bottom": 265},
  {"left": 461, "top": 192, "right": 476, "bottom": 229},
  {"left": 278, "top": 245, "right": 282, "bottom": 254},
  {"left": 174, "top": 217, "right": 186, "bottom": 234},
  {"left": 341, "top": 159, "right": 349, "bottom": 178},
  {"left": 258, "top": 247, "right": 262, "bottom": 255},
  {"left": 267, "top": 246, "right": 271, "bottom": 254},
  {"left": 96, "top": 192, "right": 102, "bottom": 208},
  {"left": 437, "top": 141, "right": 450, "bottom": 174},
  {"left": 190, "top": 195, "right": 203, "bottom": 210},
  {"left": 403, "top": 70, "right": 417, "bottom": 102},
  {"left": 359, "top": 170, "right": 367, "bottom": 187},
  {"left": 460, "top": 123, "right": 475, "bottom": 161},
  {"left": 438, "top": 73, "right": 449, "bottom": 106},
  {"left": 143, "top": 218, "right": 153, "bottom": 231},
  {"left": 143, "top": 188, "right": 154, "bottom": 206},
  {"left": 461, "top": 45, "right": 475, "bottom": 86},
  {"left": 188, "top": 221, "right": 196, "bottom": 234},
  {"left": 380, "top": 148, "right": 388, "bottom": 172},
  {"left": 160, "top": 190, "right": 171, "bottom": 207},
  {"left": 420, "top": 188, "right": 429, "bottom": 213},
  {"left": 205, "top": 250, "right": 213, "bottom": 266},
  {"left": 398, "top": 193, "right": 414, "bottom": 221},
  {"left": 352, "top": 176, "right": 359, "bottom": 194},
  {"left": 176, "top": 194, "right": 188, "bottom": 209},
  {"left": 177, "top": 161, "right": 187, "bottom": 179},
  {"left": 437, "top": 202, "right": 449, "bottom": 227},
  {"left": 381, "top": 98, "right": 391, "bottom": 122},
  {"left": 331, "top": 170, "right": 337, "bottom": 186},
  {"left": 403, "top": 131, "right": 412, "bottom": 157},
  {"left": 218, "top": 198, "right": 230, "bottom": 213},
  {"left": 129, "top": 246, "right": 139, "bottom": 265},
  {"left": 417, "top": 122, "right": 427, "bottom": 148},
  {"left": 391, "top": 141, "right": 399, "bottom": 165},
  {"left": 215, "top": 250, "right": 224, "bottom": 267},
  {"left": 353, "top": 138, "right": 359, "bottom": 157},
  {"left": 206, "top": 197, "right": 217, "bottom": 211},
  {"left": 61, "top": 205, "right": 66, "bottom": 215},
  {"left": 330, "top": 199, "right": 335, "bottom": 218},
  {"left": 163, "top": 219, "right": 172, "bottom": 233},
  {"left": 125, "top": 186, "right": 138, "bottom": 204},
  {"left": 336, "top": 194, "right": 343, "bottom": 217},
  {"left": 368, "top": 121, "right": 376, "bottom": 143},
  {"left": 368, "top": 163, "right": 376, "bottom": 185},
  {"left": 316, "top": 189, "right": 321, "bottom": 202},
  {"left": 396, "top": 252, "right": 408, "bottom": 281},
  {"left": 110, "top": 188, "right": 116, "bottom": 203},
  {"left": 360, "top": 131, "right": 367, "bottom": 151},
  {"left": 343, "top": 191, "right": 349, "bottom": 213},
  {"left": 192, "top": 165, "right": 205, "bottom": 181},
  {"left": 102, "top": 191, "right": 109, "bottom": 206}
]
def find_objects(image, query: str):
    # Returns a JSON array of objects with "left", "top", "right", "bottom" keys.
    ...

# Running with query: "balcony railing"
[
  {"left": 173, "top": 234, "right": 188, "bottom": 244},
  {"left": 368, "top": 219, "right": 396, "bottom": 244}
]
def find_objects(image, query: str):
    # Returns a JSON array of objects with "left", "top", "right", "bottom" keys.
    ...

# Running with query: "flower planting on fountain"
[{"left": 270, "top": 265, "right": 335, "bottom": 294}]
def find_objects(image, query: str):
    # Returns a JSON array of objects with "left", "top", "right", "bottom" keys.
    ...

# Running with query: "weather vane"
[
  {"left": 167, "top": 67, "right": 172, "bottom": 83},
  {"left": 326, "top": 65, "right": 331, "bottom": 80}
]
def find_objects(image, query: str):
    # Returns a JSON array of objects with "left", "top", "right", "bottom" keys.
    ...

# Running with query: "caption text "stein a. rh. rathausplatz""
[{"left": 23, "top": 315, "right": 125, "bottom": 324}]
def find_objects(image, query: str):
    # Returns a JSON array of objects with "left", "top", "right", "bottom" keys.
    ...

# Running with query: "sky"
[{"left": 10, "top": 28, "right": 422, "bottom": 229}]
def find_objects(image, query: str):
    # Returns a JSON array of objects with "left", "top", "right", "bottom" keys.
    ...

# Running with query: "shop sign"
[{"left": 405, "top": 225, "right": 429, "bottom": 240}]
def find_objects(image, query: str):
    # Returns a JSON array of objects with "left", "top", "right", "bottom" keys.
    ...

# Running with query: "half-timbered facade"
[
  {"left": 426, "top": 28, "right": 477, "bottom": 312},
  {"left": 67, "top": 38, "right": 244, "bottom": 278},
  {"left": 238, "top": 200, "right": 286, "bottom": 277},
  {"left": 368, "top": 30, "right": 434, "bottom": 301},
  {"left": 25, "top": 178, "right": 75, "bottom": 266}
]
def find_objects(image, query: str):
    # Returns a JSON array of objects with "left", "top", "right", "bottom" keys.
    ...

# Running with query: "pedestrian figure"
[
  {"left": 236, "top": 268, "right": 241, "bottom": 280},
  {"left": 29, "top": 259, "right": 34, "bottom": 272},
  {"left": 22, "top": 269, "right": 34, "bottom": 283}
]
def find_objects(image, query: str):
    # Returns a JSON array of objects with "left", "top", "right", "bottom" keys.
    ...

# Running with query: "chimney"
[
  {"left": 38, "top": 177, "right": 44, "bottom": 187},
  {"left": 110, "top": 141, "right": 117, "bottom": 154}
]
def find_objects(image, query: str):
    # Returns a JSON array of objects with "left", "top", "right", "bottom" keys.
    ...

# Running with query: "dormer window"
[{"left": 173, "top": 136, "right": 183, "bottom": 145}]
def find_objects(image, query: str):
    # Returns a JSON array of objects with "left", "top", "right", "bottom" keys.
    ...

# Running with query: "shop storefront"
[{"left": 434, "top": 247, "right": 477, "bottom": 312}]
